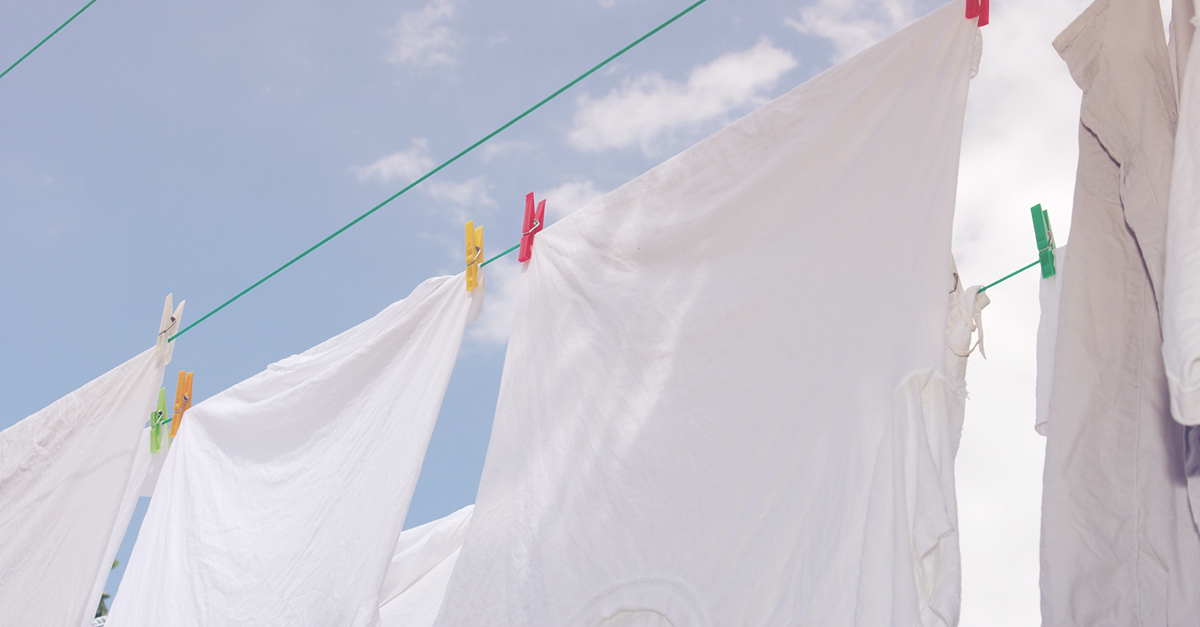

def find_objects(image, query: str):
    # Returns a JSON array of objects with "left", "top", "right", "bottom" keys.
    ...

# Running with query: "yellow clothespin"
[
  {"left": 465, "top": 220, "right": 484, "bottom": 291},
  {"left": 169, "top": 370, "right": 193, "bottom": 440}
]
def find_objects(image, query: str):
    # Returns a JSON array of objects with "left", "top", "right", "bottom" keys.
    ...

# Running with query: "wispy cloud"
[
  {"left": 387, "top": 0, "right": 459, "bottom": 67},
  {"left": 355, "top": 139, "right": 495, "bottom": 221},
  {"left": 598, "top": 0, "right": 617, "bottom": 8},
  {"left": 567, "top": 38, "right": 798, "bottom": 154},
  {"left": 355, "top": 139, "right": 434, "bottom": 183},
  {"left": 540, "top": 180, "right": 607, "bottom": 222},
  {"left": 427, "top": 178, "right": 496, "bottom": 212},
  {"left": 785, "top": 0, "right": 917, "bottom": 62}
]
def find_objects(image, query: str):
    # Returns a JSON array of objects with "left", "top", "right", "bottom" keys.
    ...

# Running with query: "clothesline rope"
[
  {"left": 1, "top": 0, "right": 99, "bottom": 80},
  {"left": 168, "top": 0, "right": 710, "bottom": 342},
  {"left": 979, "top": 259, "right": 1039, "bottom": 292}
]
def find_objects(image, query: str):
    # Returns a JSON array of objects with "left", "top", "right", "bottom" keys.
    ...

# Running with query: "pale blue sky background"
[{"left": 4, "top": 0, "right": 1162, "bottom": 623}]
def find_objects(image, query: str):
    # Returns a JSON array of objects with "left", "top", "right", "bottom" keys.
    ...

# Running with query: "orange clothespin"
[
  {"left": 518, "top": 192, "right": 545, "bottom": 263},
  {"left": 465, "top": 220, "right": 484, "bottom": 291},
  {"left": 169, "top": 370, "right": 193, "bottom": 439},
  {"left": 966, "top": 0, "right": 989, "bottom": 26}
]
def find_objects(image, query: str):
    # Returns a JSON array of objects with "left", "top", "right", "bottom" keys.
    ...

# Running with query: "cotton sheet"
[
  {"left": 0, "top": 348, "right": 168, "bottom": 627},
  {"left": 1040, "top": 0, "right": 1200, "bottom": 623},
  {"left": 433, "top": 3, "right": 981, "bottom": 625},
  {"left": 106, "top": 275, "right": 481, "bottom": 627},
  {"left": 378, "top": 505, "right": 473, "bottom": 627}
]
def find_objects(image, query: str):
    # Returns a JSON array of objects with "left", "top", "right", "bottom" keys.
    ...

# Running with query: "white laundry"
[
  {"left": 378, "top": 505, "right": 473, "bottom": 627},
  {"left": 1035, "top": 246, "right": 1067, "bottom": 436},
  {"left": 1165, "top": 0, "right": 1200, "bottom": 428},
  {"left": 433, "top": 3, "right": 981, "bottom": 625},
  {"left": 1040, "top": 0, "right": 1200, "bottom": 623},
  {"left": 1164, "top": 0, "right": 1200, "bottom": 531},
  {"left": 0, "top": 348, "right": 168, "bottom": 627},
  {"left": 106, "top": 274, "right": 481, "bottom": 627},
  {"left": 84, "top": 426, "right": 170, "bottom": 627}
]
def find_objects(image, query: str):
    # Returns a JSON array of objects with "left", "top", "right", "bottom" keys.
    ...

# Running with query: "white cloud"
[
  {"left": 598, "top": 0, "right": 616, "bottom": 8},
  {"left": 540, "top": 180, "right": 607, "bottom": 222},
  {"left": 355, "top": 139, "right": 435, "bottom": 183},
  {"left": 427, "top": 178, "right": 497, "bottom": 211},
  {"left": 356, "top": 139, "right": 495, "bottom": 221},
  {"left": 479, "top": 140, "right": 535, "bottom": 162},
  {"left": 567, "top": 38, "right": 798, "bottom": 154},
  {"left": 387, "top": 0, "right": 459, "bottom": 67},
  {"left": 785, "top": 0, "right": 917, "bottom": 62}
]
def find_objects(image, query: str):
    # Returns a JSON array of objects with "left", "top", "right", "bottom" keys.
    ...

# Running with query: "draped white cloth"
[
  {"left": 1040, "top": 0, "right": 1200, "bottom": 623},
  {"left": 434, "top": 3, "right": 981, "bottom": 625},
  {"left": 378, "top": 505, "right": 473, "bottom": 627},
  {"left": 0, "top": 348, "right": 167, "bottom": 627},
  {"left": 107, "top": 275, "right": 481, "bottom": 627}
]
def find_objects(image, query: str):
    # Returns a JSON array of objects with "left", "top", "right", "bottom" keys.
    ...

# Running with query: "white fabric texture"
[
  {"left": 1165, "top": 0, "right": 1200, "bottom": 531},
  {"left": 378, "top": 505, "right": 473, "bottom": 627},
  {"left": 84, "top": 427, "right": 169, "bottom": 627},
  {"left": 1040, "top": 0, "right": 1200, "bottom": 623},
  {"left": 1035, "top": 246, "right": 1067, "bottom": 436},
  {"left": 434, "top": 3, "right": 980, "bottom": 625},
  {"left": 1165, "top": 1, "right": 1200, "bottom": 428},
  {"left": 106, "top": 274, "right": 481, "bottom": 627},
  {"left": 0, "top": 348, "right": 168, "bottom": 627}
]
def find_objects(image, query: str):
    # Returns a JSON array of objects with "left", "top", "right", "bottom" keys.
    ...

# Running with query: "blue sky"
[{"left": 4, "top": 0, "right": 1165, "bottom": 623}]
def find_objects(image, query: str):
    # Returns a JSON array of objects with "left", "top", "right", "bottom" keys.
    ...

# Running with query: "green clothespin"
[
  {"left": 1031, "top": 204, "right": 1056, "bottom": 279},
  {"left": 150, "top": 387, "right": 167, "bottom": 453}
]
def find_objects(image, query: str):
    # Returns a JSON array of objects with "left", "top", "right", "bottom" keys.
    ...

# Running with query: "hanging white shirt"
[
  {"left": 0, "top": 348, "right": 168, "bottom": 627},
  {"left": 106, "top": 274, "right": 481, "bottom": 627},
  {"left": 1040, "top": 0, "right": 1200, "bottom": 623},
  {"left": 433, "top": 2, "right": 981, "bottom": 625}
]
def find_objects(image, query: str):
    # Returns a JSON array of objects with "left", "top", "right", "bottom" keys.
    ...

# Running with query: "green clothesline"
[
  {"left": 167, "top": 0, "right": 710, "bottom": 342},
  {"left": 978, "top": 259, "right": 1040, "bottom": 292},
  {"left": 1, "top": 0, "right": 99, "bottom": 80}
]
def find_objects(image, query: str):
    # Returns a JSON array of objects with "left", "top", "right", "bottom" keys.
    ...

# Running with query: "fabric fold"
[
  {"left": 433, "top": 3, "right": 979, "bottom": 625},
  {"left": 0, "top": 348, "right": 168, "bottom": 627},
  {"left": 107, "top": 274, "right": 480, "bottom": 627},
  {"left": 1040, "top": 0, "right": 1200, "bottom": 623}
]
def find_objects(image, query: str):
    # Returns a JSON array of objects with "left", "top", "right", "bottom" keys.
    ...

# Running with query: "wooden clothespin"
[
  {"left": 966, "top": 0, "right": 989, "bottom": 26},
  {"left": 1031, "top": 203, "right": 1056, "bottom": 278},
  {"left": 169, "top": 370, "right": 193, "bottom": 440},
  {"left": 155, "top": 294, "right": 185, "bottom": 362},
  {"left": 518, "top": 192, "right": 546, "bottom": 263},
  {"left": 465, "top": 220, "right": 484, "bottom": 291},
  {"left": 149, "top": 388, "right": 168, "bottom": 453}
]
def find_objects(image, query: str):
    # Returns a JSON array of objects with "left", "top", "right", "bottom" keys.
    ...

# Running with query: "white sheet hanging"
[
  {"left": 1040, "top": 0, "right": 1200, "bottom": 623},
  {"left": 0, "top": 348, "right": 168, "bottom": 627},
  {"left": 433, "top": 3, "right": 981, "bottom": 625},
  {"left": 106, "top": 274, "right": 481, "bottom": 627},
  {"left": 378, "top": 505, "right": 473, "bottom": 627}
]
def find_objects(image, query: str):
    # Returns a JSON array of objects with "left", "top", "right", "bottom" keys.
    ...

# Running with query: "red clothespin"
[
  {"left": 966, "top": 0, "right": 989, "bottom": 26},
  {"left": 519, "top": 192, "right": 545, "bottom": 263},
  {"left": 169, "top": 370, "right": 193, "bottom": 440}
]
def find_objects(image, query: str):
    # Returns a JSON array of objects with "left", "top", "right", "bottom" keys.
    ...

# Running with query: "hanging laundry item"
[
  {"left": 0, "top": 348, "right": 169, "bottom": 627},
  {"left": 83, "top": 426, "right": 170, "bottom": 627},
  {"left": 1040, "top": 0, "right": 1200, "bottom": 623},
  {"left": 378, "top": 505, "right": 473, "bottom": 627},
  {"left": 1035, "top": 246, "right": 1067, "bottom": 435},
  {"left": 433, "top": 3, "right": 981, "bottom": 625},
  {"left": 1164, "top": 0, "right": 1200, "bottom": 528},
  {"left": 106, "top": 275, "right": 482, "bottom": 627}
]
